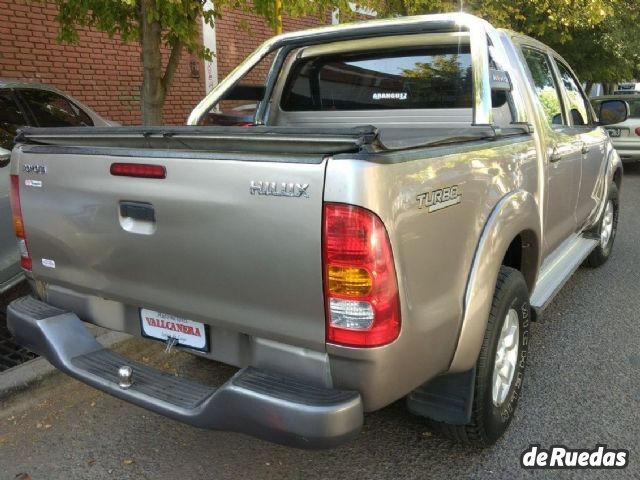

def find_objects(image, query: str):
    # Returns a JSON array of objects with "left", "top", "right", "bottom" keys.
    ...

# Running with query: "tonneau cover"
[{"left": 15, "top": 125, "right": 381, "bottom": 155}]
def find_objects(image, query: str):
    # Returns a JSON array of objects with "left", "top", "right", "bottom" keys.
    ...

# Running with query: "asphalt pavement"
[{"left": 0, "top": 167, "right": 639, "bottom": 480}]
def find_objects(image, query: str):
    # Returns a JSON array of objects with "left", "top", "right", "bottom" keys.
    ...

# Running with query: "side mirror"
[
  {"left": 599, "top": 100, "right": 629, "bottom": 126},
  {"left": 0, "top": 147, "right": 10, "bottom": 168}
]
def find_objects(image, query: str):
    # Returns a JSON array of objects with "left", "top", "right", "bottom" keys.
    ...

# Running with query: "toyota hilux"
[{"left": 6, "top": 13, "right": 626, "bottom": 448}]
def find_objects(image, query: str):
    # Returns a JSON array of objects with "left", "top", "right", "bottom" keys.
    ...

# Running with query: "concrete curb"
[{"left": 0, "top": 328, "right": 131, "bottom": 399}]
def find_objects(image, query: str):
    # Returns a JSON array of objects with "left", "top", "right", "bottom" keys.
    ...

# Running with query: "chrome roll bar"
[{"left": 187, "top": 13, "right": 526, "bottom": 127}]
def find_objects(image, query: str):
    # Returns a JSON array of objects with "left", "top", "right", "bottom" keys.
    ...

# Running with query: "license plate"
[
  {"left": 140, "top": 309, "right": 209, "bottom": 351},
  {"left": 606, "top": 128, "right": 621, "bottom": 137}
]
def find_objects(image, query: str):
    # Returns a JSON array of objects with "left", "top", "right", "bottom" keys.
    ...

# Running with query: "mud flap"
[
  {"left": 530, "top": 305, "right": 542, "bottom": 322},
  {"left": 406, "top": 367, "right": 476, "bottom": 425}
]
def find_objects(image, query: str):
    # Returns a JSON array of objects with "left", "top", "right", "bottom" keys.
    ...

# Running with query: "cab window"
[
  {"left": 281, "top": 45, "right": 473, "bottom": 111},
  {"left": 521, "top": 47, "right": 564, "bottom": 126},
  {"left": 555, "top": 60, "right": 590, "bottom": 126},
  {"left": 0, "top": 90, "right": 29, "bottom": 150},
  {"left": 18, "top": 89, "right": 93, "bottom": 127}
]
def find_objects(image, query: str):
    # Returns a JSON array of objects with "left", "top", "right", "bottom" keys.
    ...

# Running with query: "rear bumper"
[
  {"left": 615, "top": 149, "right": 640, "bottom": 162},
  {"left": 7, "top": 296, "right": 363, "bottom": 449},
  {"left": 611, "top": 141, "right": 640, "bottom": 161}
]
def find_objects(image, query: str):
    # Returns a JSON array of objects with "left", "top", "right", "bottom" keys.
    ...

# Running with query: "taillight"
[
  {"left": 635, "top": 127, "right": 640, "bottom": 136},
  {"left": 110, "top": 163, "right": 166, "bottom": 179},
  {"left": 9, "top": 175, "right": 32, "bottom": 270},
  {"left": 322, "top": 203, "right": 400, "bottom": 347}
]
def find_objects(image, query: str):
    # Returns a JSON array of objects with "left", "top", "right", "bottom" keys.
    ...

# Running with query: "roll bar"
[{"left": 187, "top": 13, "right": 527, "bottom": 128}]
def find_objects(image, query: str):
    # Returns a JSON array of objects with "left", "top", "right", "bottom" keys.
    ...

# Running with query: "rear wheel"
[
  {"left": 585, "top": 183, "right": 619, "bottom": 268},
  {"left": 432, "top": 266, "right": 530, "bottom": 446}
]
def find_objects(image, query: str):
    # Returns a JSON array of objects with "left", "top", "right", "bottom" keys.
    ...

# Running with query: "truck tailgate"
[{"left": 12, "top": 126, "right": 377, "bottom": 351}]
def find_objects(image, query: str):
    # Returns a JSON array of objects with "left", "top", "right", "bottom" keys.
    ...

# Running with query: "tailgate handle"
[{"left": 120, "top": 201, "right": 155, "bottom": 222}]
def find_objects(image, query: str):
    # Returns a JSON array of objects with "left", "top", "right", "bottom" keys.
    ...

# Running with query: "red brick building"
[{"left": 0, "top": 1, "right": 328, "bottom": 125}]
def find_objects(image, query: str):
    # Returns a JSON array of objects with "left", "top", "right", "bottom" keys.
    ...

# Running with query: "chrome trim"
[
  {"left": 187, "top": 40, "right": 276, "bottom": 125},
  {"left": 255, "top": 47, "right": 289, "bottom": 125},
  {"left": 118, "top": 365, "right": 133, "bottom": 389},
  {"left": 298, "top": 32, "right": 470, "bottom": 58},
  {"left": 187, "top": 13, "right": 499, "bottom": 127},
  {"left": 492, "top": 30, "right": 528, "bottom": 124},
  {"left": 467, "top": 17, "right": 492, "bottom": 125}
]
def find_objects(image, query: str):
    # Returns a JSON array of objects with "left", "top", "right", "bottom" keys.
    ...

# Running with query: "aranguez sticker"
[{"left": 521, "top": 444, "right": 629, "bottom": 469}]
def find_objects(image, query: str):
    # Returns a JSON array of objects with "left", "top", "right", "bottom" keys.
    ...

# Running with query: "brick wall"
[
  {"left": 214, "top": 8, "right": 330, "bottom": 81},
  {"left": 0, "top": 1, "right": 328, "bottom": 125},
  {"left": 0, "top": 0, "right": 206, "bottom": 125}
]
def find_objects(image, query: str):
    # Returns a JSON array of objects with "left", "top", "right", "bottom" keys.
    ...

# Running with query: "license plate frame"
[
  {"left": 606, "top": 128, "right": 621, "bottom": 137},
  {"left": 139, "top": 308, "right": 209, "bottom": 352}
]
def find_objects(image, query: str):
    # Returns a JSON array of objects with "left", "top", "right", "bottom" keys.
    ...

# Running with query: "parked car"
[
  {"left": 614, "top": 82, "right": 640, "bottom": 95},
  {"left": 6, "top": 13, "right": 625, "bottom": 448},
  {"left": 592, "top": 94, "right": 640, "bottom": 162},
  {"left": 0, "top": 79, "right": 114, "bottom": 293}
]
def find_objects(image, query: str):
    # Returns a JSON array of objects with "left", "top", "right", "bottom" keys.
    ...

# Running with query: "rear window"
[
  {"left": 19, "top": 89, "right": 94, "bottom": 127},
  {"left": 0, "top": 90, "right": 29, "bottom": 150},
  {"left": 281, "top": 46, "right": 473, "bottom": 111}
]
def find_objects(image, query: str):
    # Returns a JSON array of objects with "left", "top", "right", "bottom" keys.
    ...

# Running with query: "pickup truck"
[{"left": 6, "top": 13, "right": 627, "bottom": 448}]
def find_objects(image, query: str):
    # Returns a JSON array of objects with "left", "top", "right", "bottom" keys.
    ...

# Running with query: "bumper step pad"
[
  {"left": 7, "top": 296, "right": 363, "bottom": 448},
  {"left": 72, "top": 349, "right": 216, "bottom": 409}
]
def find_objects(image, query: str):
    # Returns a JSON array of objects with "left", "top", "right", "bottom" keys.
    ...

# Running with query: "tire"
[
  {"left": 585, "top": 183, "right": 619, "bottom": 268},
  {"left": 431, "top": 266, "right": 530, "bottom": 446}
]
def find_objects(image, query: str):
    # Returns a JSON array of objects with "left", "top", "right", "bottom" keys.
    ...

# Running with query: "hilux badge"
[
  {"left": 416, "top": 185, "right": 462, "bottom": 212},
  {"left": 249, "top": 181, "right": 309, "bottom": 198}
]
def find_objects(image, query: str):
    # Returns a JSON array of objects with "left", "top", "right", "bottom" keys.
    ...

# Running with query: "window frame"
[
  {"left": 550, "top": 56, "right": 595, "bottom": 127},
  {"left": 520, "top": 44, "right": 568, "bottom": 128}
]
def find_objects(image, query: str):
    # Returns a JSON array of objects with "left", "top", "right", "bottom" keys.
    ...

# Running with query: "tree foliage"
[
  {"left": 48, "top": 0, "right": 640, "bottom": 125},
  {"left": 369, "top": 0, "right": 640, "bottom": 85},
  {"left": 370, "top": 0, "right": 613, "bottom": 41},
  {"left": 546, "top": 0, "right": 640, "bottom": 85},
  {"left": 50, "top": 0, "right": 222, "bottom": 124},
  {"left": 236, "top": 0, "right": 359, "bottom": 31},
  {"left": 55, "top": 0, "right": 216, "bottom": 58},
  {"left": 49, "top": 0, "right": 366, "bottom": 124}
]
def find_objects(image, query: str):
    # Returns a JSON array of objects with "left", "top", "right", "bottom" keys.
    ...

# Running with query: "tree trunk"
[
  {"left": 400, "top": 0, "right": 410, "bottom": 15},
  {"left": 585, "top": 80, "right": 594, "bottom": 97},
  {"left": 140, "top": 0, "right": 164, "bottom": 125},
  {"left": 604, "top": 82, "right": 617, "bottom": 95},
  {"left": 274, "top": 0, "right": 282, "bottom": 34}
]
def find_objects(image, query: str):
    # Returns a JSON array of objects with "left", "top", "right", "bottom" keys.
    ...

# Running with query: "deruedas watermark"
[{"left": 521, "top": 444, "right": 629, "bottom": 469}]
